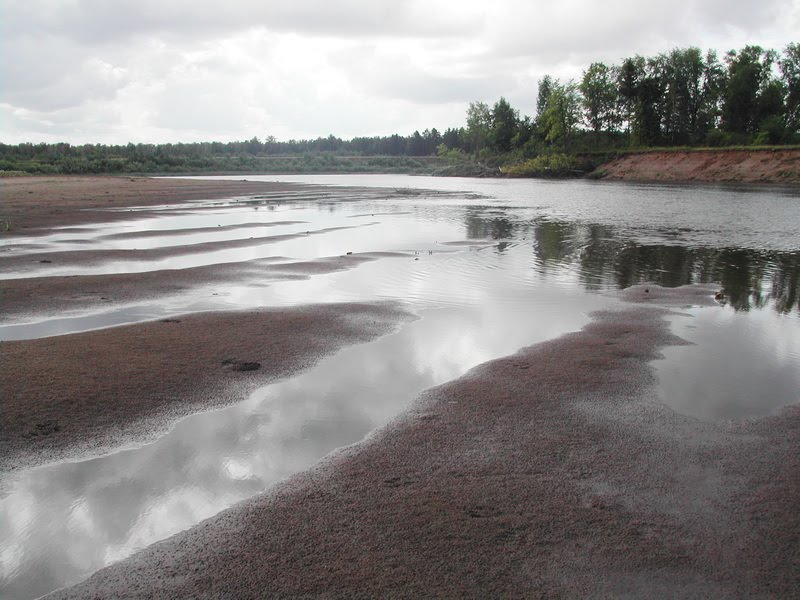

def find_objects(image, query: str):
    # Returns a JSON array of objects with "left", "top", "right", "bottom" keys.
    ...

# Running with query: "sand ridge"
[
  {"left": 0, "top": 176, "right": 325, "bottom": 233},
  {"left": 0, "top": 302, "right": 415, "bottom": 476}
]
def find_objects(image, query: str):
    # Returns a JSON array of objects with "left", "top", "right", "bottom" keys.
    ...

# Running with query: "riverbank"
[
  {"left": 0, "top": 175, "right": 329, "bottom": 234},
  {"left": 593, "top": 147, "right": 800, "bottom": 184},
  {"left": 48, "top": 286, "right": 800, "bottom": 599}
]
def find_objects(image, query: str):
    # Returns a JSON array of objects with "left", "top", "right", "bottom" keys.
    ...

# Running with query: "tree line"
[
  {"left": 439, "top": 43, "right": 799, "bottom": 162},
  {"left": 0, "top": 131, "right": 447, "bottom": 174},
  {"left": 1, "top": 43, "right": 798, "bottom": 175}
]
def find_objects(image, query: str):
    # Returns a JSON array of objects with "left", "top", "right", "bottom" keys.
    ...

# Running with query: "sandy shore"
[
  {"left": 47, "top": 289, "right": 800, "bottom": 598},
  {"left": 0, "top": 302, "right": 413, "bottom": 475},
  {"left": 0, "top": 253, "right": 403, "bottom": 322},
  {"left": 1, "top": 176, "right": 415, "bottom": 472},
  {"left": 3, "top": 176, "right": 798, "bottom": 598},
  {"left": 0, "top": 223, "right": 370, "bottom": 276},
  {"left": 0, "top": 176, "right": 323, "bottom": 233}
]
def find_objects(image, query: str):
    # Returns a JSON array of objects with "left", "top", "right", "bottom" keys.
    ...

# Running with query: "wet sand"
[
  {"left": 47, "top": 291, "right": 800, "bottom": 598},
  {"left": 0, "top": 224, "right": 374, "bottom": 275},
  {"left": 1, "top": 302, "right": 413, "bottom": 475},
  {"left": 0, "top": 252, "right": 405, "bottom": 322},
  {"left": 96, "top": 221, "right": 306, "bottom": 240},
  {"left": 0, "top": 176, "right": 326, "bottom": 234},
  {"left": 4, "top": 177, "right": 798, "bottom": 598},
  {"left": 1, "top": 177, "right": 415, "bottom": 473}
]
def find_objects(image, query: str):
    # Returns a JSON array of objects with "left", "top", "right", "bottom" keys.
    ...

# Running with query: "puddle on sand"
[
  {"left": 0, "top": 295, "right": 611, "bottom": 600},
  {"left": 656, "top": 304, "right": 800, "bottom": 421}
]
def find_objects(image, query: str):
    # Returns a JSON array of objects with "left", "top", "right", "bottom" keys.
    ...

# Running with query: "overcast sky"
[{"left": 1, "top": 0, "right": 798, "bottom": 144}]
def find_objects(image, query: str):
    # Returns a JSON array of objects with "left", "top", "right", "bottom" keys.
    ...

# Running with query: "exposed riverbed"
[{"left": 1, "top": 175, "right": 798, "bottom": 598}]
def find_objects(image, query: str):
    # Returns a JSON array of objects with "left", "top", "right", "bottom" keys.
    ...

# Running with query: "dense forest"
[
  {"left": 1, "top": 43, "right": 798, "bottom": 176},
  {"left": 444, "top": 43, "right": 799, "bottom": 162}
]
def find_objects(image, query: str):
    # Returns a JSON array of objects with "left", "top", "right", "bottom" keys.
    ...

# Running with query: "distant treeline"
[
  {"left": 1, "top": 43, "right": 798, "bottom": 176},
  {"left": 0, "top": 133, "right": 447, "bottom": 175},
  {"left": 0, "top": 142, "right": 444, "bottom": 175}
]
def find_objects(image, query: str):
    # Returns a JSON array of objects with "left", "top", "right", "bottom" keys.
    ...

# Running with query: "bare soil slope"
[{"left": 597, "top": 148, "right": 800, "bottom": 184}]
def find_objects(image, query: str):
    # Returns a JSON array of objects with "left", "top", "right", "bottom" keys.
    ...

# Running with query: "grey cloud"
[
  {"left": 151, "top": 79, "right": 249, "bottom": 134},
  {"left": 332, "top": 43, "right": 520, "bottom": 106},
  {"left": 1, "top": 33, "right": 130, "bottom": 112},
  {"left": 0, "top": 101, "right": 121, "bottom": 143},
  {"left": 371, "top": 70, "right": 519, "bottom": 105},
  {"left": 2, "top": 0, "right": 481, "bottom": 45},
  {"left": 484, "top": 0, "right": 795, "bottom": 62},
  {"left": 1, "top": 0, "right": 796, "bottom": 144}
]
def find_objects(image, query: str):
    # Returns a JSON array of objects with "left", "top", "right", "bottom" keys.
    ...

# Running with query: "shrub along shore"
[{"left": 2, "top": 146, "right": 798, "bottom": 184}]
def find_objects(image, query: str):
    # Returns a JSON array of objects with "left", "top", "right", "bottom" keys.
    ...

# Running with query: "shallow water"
[
  {"left": 1, "top": 175, "right": 799, "bottom": 599},
  {"left": 657, "top": 305, "right": 800, "bottom": 420}
]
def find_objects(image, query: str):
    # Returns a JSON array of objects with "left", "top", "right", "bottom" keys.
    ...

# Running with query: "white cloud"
[{"left": 0, "top": 0, "right": 797, "bottom": 143}]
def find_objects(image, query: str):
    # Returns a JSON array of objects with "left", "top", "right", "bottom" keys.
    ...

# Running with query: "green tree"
[
  {"left": 632, "top": 56, "right": 667, "bottom": 146},
  {"left": 441, "top": 127, "right": 466, "bottom": 151},
  {"left": 466, "top": 101, "right": 491, "bottom": 152},
  {"left": 535, "top": 75, "right": 555, "bottom": 136},
  {"left": 662, "top": 47, "right": 705, "bottom": 144},
  {"left": 617, "top": 56, "right": 644, "bottom": 140},
  {"left": 699, "top": 50, "right": 727, "bottom": 136},
  {"left": 540, "top": 81, "right": 582, "bottom": 151},
  {"left": 779, "top": 43, "right": 800, "bottom": 133},
  {"left": 407, "top": 130, "right": 426, "bottom": 156},
  {"left": 580, "top": 62, "right": 618, "bottom": 144},
  {"left": 722, "top": 45, "right": 777, "bottom": 135},
  {"left": 490, "top": 97, "right": 519, "bottom": 152},
  {"left": 426, "top": 128, "right": 442, "bottom": 152}
]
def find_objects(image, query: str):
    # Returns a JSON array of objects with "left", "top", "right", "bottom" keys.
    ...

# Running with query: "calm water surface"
[{"left": 1, "top": 175, "right": 799, "bottom": 599}]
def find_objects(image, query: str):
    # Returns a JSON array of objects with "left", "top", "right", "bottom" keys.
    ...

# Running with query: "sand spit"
[
  {"left": 0, "top": 176, "right": 328, "bottom": 234},
  {"left": 48, "top": 290, "right": 800, "bottom": 599},
  {"left": 0, "top": 175, "right": 449, "bottom": 236},
  {"left": 96, "top": 221, "right": 307, "bottom": 240},
  {"left": 0, "top": 252, "right": 407, "bottom": 323},
  {"left": 0, "top": 302, "right": 413, "bottom": 475},
  {"left": 0, "top": 224, "right": 375, "bottom": 276}
]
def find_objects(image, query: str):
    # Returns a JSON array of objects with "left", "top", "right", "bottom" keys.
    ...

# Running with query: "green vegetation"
[
  {"left": 1, "top": 42, "right": 798, "bottom": 177},
  {"left": 502, "top": 154, "right": 585, "bottom": 177},
  {"left": 436, "top": 43, "right": 800, "bottom": 176},
  {"left": 0, "top": 142, "right": 447, "bottom": 176}
]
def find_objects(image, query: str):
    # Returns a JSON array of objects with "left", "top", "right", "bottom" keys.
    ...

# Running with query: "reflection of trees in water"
[
  {"left": 461, "top": 212, "right": 800, "bottom": 313},
  {"left": 533, "top": 220, "right": 583, "bottom": 264},
  {"left": 465, "top": 211, "right": 516, "bottom": 240},
  {"left": 771, "top": 254, "right": 800, "bottom": 313},
  {"left": 528, "top": 219, "right": 800, "bottom": 313}
]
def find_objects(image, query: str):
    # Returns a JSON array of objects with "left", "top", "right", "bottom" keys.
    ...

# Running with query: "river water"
[{"left": 1, "top": 175, "right": 799, "bottom": 598}]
